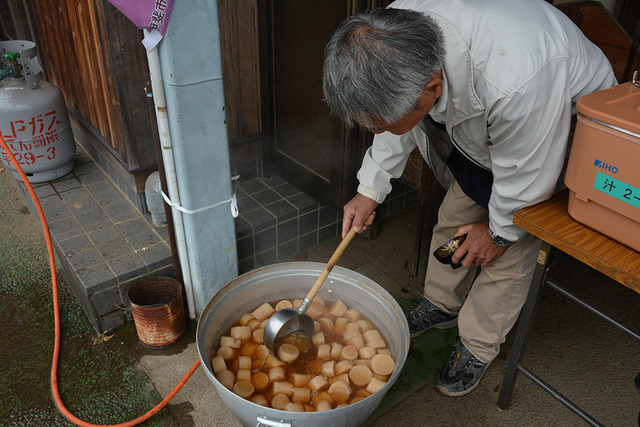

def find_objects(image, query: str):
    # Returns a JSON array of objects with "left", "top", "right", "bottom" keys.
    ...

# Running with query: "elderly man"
[{"left": 322, "top": 0, "right": 616, "bottom": 396}]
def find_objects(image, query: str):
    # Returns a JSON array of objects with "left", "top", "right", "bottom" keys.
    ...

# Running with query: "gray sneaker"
[
  {"left": 404, "top": 296, "right": 458, "bottom": 338},
  {"left": 436, "top": 337, "right": 490, "bottom": 397}
]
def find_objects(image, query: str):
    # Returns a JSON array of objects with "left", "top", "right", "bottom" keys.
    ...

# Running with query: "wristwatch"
[{"left": 487, "top": 225, "right": 511, "bottom": 247}]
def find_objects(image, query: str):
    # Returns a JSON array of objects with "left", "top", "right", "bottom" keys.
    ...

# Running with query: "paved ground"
[{"left": 2, "top": 165, "right": 640, "bottom": 426}]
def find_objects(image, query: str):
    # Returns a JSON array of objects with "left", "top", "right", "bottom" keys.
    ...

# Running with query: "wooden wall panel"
[
  {"left": 27, "top": 0, "right": 123, "bottom": 150},
  {"left": 218, "top": 0, "right": 262, "bottom": 142}
]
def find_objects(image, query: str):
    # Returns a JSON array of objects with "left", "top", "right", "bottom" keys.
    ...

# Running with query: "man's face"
[
  {"left": 367, "top": 72, "right": 443, "bottom": 136},
  {"left": 368, "top": 107, "right": 432, "bottom": 135}
]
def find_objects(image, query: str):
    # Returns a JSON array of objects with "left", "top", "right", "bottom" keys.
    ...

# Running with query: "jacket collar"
[{"left": 432, "top": 14, "right": 485, "bottom": 126}]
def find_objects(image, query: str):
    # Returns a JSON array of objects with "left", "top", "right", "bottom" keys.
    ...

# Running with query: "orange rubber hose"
[{"left": 0, "top": 134, "right": 201, "bottom": 426}]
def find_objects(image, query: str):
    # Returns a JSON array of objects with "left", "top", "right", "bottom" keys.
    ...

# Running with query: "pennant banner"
[{"left": 107, "top": 0, "right": 174, "bottom": 50}]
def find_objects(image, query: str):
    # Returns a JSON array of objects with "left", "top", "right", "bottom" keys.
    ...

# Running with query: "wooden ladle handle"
[{"left": 301, "top": 213, "right": 373, "bottom": 309}]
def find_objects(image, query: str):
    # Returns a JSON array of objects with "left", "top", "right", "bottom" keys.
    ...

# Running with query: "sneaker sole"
[
  {"left": 435, "top": 362, "right": 492, "bottom": 397},
  {"left": 409, "top": 317, "right": 458, "bottom": 338}
]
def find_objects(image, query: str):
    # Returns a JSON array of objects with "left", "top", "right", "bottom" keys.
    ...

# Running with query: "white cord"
[{"left": 158, "top": 175, "right": 239, "bottom": 218}]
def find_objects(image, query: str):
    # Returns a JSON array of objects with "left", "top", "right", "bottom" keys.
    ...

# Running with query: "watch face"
[{"left": 493, "top": 235, "right": 510, "bottom": 247}]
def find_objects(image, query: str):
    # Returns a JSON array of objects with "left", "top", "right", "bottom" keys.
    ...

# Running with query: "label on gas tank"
[{"left": 593, "top": 172, "right": 640, "bottom": 209}]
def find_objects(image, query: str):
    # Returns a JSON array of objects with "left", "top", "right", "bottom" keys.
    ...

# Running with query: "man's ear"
[
  {"left": 425, "top": 73, "right": 443, "bottom": 98},
  {"left": 418, "top": 72, "right": 443, "bottom": 109}
]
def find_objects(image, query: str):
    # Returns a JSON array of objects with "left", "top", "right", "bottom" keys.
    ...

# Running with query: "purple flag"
[{"left": 107, "top": 0, "right": 174, "bottom": 50}]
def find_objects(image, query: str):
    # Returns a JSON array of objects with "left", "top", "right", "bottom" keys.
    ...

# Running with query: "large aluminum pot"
[{"left": 197, "top": 262, "right": 410, "bottom": 427}]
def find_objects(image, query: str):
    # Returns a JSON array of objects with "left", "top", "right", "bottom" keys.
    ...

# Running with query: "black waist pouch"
[{"left": 446, "top": 146, "right": 493, "bottom": 210}]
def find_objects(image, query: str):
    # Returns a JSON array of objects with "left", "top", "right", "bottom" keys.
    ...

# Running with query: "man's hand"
[
  {"left": 452, "top": 222, "right": 508, "bottom": 268},
  {"left": 342, "top": 194, "right": 378, "bottom": 238}
]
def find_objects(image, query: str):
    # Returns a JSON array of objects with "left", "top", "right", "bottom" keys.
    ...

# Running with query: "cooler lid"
[{"left": 576, "top": 81, "right": 640, "bottom": 136}]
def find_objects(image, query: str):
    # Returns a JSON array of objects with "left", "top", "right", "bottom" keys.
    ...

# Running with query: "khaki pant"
[{"left": 424, "top": 179, "right": 541, "bottom": 363}]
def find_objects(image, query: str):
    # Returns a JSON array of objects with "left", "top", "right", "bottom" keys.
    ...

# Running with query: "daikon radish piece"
[
  {"left": 354, "top": 359, "right": 371, "bottom": 368},
  {"left": 312, "top": 332, "right": 325, "bottom": 346},
  {"left": 230, "top": 325, "right": 251, "bottom": 340},
  {"left": 336, "top": 403, "right": 348, "bottom": 409},
  {"left": 355, "top": 388, "right": 372, "bottom": 399},
  {"left": 241, "top": 342, "right": 258, "bottom": 356},
  {"left": 368, "top": 339, "right": 387, "bottom": 349},
  {"left": 351, "top": 396, "right": 366, "bottom": 404},
  {"left": 335, "top": 359, "right": 353, "bottom": 375},
  {"left": 376, "top": 348, "right": 392, "bottom": 356},
  {"left": 251, "top": 302, "right": 275, "bottom": 322},
  {"left": 340, "top": 345, "right": 358, "bottom": 361},
  {"left": 345, "top": 335, "right": 365, "bottom": 349},
  {"left": 238, "top": 313, "right": 255, "bottom": 326},
  {"left": 313, "top": 296, "right": 326, "bottom": 307},
  {"left": 343, "top": 329, "right": 361, "bottom": 342},
  {"left": 308, "top": 375, "right": 329, "bottom": 393},
  {"left": 252, "top": 328, "right": 264, "bottom": 344},
  {"left": 272, "top": 381, "right": 294, "bottom": 396},
  {"left": 372, "top": 373, "right": 390, "bottom": 382},
  {"left": 237, "top": 369, "right": 251, "bottom": 383},
  {"left": 322, "top": 360, "right": 335, "bottom": 377},
  {"left": 358, "top": 346, "right": 376, "bottom": 360},
  {"left": 211, "top": 355, "right": 226, "bottom": 374},
  {"left": 277, "top": 343, "right": 300, "bottom": 364},
  {"left": 315, "top": 400, "right": 332, "bottom": 412},
  {"left": 312, "top": 391, "right": 334, "bottom": 406},
  {"left": 317, "top": 344, "right": 331, "bottom": 360},
  {"left": 219, "top": 336, "right": 240, "bottom": 348},
  {"left": 251, "top": 395, "right": 269, "bottom": 406},
  {"left": 314, "top": 321, "right": 321, "bottom": 333},
  {"left": 317, "top": 317, "right": 334, "bottom": 333},
  {"left": 217, "top": 369, "right": 235, "bottom": 389},
  {"left": 269, "top": 366, "right": 285, "bottom": 382},
  {"left": 216, "top": 346, "right": 236, "bottom": 361},
  {"left": 275, "top": 299, "right": 293, "bottom": 311},
  {"left": 349, "top": 365, "right": 372, "bottom": 386},
  {"left": 356, "top": 319, "right": 370, "bottom": 332},
  {"left": 285, "top": 402, "right": 304, "bottom": 412},
  {"left": 363, "top": 329, "right": 383, "bottom": 343},
  {"left": 304, "top": 404, "right": 316, "bottom": 412},
  {"left": 307, "top": 302, "right": 324, "bottom": 319},
  {"left": 247, "top": 319, "right": 262, "bottom": 332},
  {"left": 271, "top": 394, "right": 290, "bottom": 410},
  {"left": 328, "top": 380, "right": 351, "bottom": 402},
  {"left": 366, "top": 377, "right": 387, "bottom": 394},
  {"left": 238, "top": 355, "right": 252, "bottom": 370},
  {"left": 292, "top": 386, "right": 311, "bottom": 403},
  {"left": 329, "top": 373, "right": 349, "bottom": 385},
  {"left": 344, "top": 322, "right": 360, "bottom": 334},
  {"left": 252, "top": 358, "right": 265, "bottom": 370},
  {"left": 265, "top": 355, "right": 286, "bottom": 368},
  {"left": 370, "top": 353, "right": 395, "bottom": 376},
  {"left": 344, "top": 309, "right": 362, "bottom": 322},
  {"left": 328, "top": 299, "right": 348, "bottom": 317},
  {"left": 252, "top": 372, "right": 270, "bottom": 391},
  {"left": 255, "top": 344, "right": 270, "bottom": 359},
  {"left": 330, "top": 343, "right": 343, "bottom": 360},
  {"left": 290, "top": 373, "right": 312, "bottom": 387},
  {"left": 260, "top": 319, "right": 269, "bottom": 329},
  {"left": 293, "top": 299, "right": 304, "bottom": 308},
  {"left": 334, "top": 317, "right": 348, "bottom": 334}
]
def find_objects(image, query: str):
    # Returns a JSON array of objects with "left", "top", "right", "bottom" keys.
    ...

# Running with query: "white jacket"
[{"left": 356, "top": 0, "right": 616, "bottom": 241}]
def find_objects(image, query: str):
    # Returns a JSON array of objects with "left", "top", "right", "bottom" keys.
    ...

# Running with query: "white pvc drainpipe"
[{"left": 145, "top": 36, "right": 197, "bottom": 319}]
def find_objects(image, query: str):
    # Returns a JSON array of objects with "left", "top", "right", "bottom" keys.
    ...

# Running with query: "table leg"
[{"left": 497, "top": 241, "right": 553, "bottom": 410}]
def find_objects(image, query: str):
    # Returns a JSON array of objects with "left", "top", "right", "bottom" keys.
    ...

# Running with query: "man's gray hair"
[{"left": 322, "top": 8, "right": 445, "bottom": 129}]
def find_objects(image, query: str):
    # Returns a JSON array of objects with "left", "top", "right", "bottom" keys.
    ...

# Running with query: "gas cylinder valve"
[{"left": 0, "top": 52, "right": 22, "bottom": 80}]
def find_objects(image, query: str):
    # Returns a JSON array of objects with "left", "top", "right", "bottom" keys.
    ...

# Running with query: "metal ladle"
[{"left": 263, "top": 224, "right": 363, "bottom": 355}]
